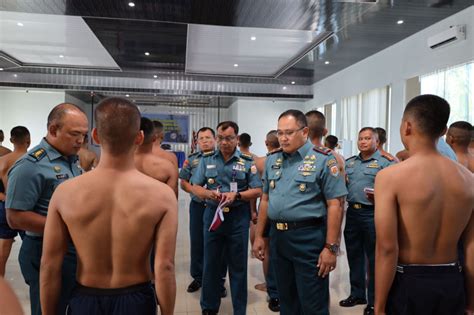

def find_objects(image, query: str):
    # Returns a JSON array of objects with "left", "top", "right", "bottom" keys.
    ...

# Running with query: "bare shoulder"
[{"left": 149, "top": 155, "right": 176, "bottom": 176}]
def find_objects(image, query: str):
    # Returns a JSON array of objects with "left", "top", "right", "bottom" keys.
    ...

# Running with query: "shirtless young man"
[
  {"left": 135, "top": 117, "right": 178, "bottom": 197},
  {"left": 40, "top": 97, "right": 178, "bottom": 315},
  {"left": 375, "top": 127, "right": 399, "bottom": 162},
  {"left": 0, "top": 126, "right": 30, "bottom": 276},
  {"left": 152, "top": 120, "right": 179, "bottom": 168},
  {"left": 374, "top": 94, "right": 474, "bottom": 315},
  {"left": 77, "top": 134, "right": 98, "bottom": 172},
  {"left": 447, "top": 121, "right": 474, "bottom": 172},
  {"left": 0, "top": 130, "right": 12, "bottom": 157}
]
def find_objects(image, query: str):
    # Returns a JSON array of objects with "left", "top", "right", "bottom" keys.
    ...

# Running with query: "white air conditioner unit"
[{"left": 428, "top": 25, "right": 466, "bottom": 49}]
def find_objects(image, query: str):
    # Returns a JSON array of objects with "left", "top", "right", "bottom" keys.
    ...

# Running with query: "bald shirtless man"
[
  {"left": 152, "top": 120, "right": 179, "bottom": 168},
  {"left": 135, "top": 117, "right": 178, "bottom": 197},
  {"left": 0, "top": 126, "right": 30, "bottom": 276},
  {"left": 375, "top": 127, "right": 399, "bottom": 162},
  {"left": 0, "top": 130, "right": 12, "bottom": 157},
  {"left": 77, "top": 134, "right": 98, "bottom": 172},
  {"left": 374, "top": 94, "right": 474, "bottom": 315},
  {"left": 305, "top": 110, "right": 345, "bottom": 175},
  {"left": 447, "top": 121, "right": 474, "bottom": 172},
  {"left": 40, "top": 97, "right": 178, "bottom": 315}
]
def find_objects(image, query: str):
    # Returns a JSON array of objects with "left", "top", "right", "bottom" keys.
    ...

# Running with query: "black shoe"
[
  {"left": 339, "top": 296, "right": 367, "bottom": 307},
  {"left": 202, "top": 310, "right": 218, "bottom": 315},
  {"left": 364, "top": 305, "right": 374, "bottom": 315},
  {"left": 220, "top": 287, "right": 227, "bottom": 298},
  {"left": 187, "top": 280, "right": 201, "bottom": 293},
  {"left": 268, "top": 298, "right": 280, "bottom": 312}
]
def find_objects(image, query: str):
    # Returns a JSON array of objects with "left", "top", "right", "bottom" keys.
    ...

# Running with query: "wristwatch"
[
  {"left": 235, "top": 192, "right": 242, "bottom": 200},
  {"left": 325, "top": 243, "right": 340, "bottom": 255}
]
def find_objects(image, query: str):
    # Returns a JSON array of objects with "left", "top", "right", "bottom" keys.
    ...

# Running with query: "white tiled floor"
[{"left": 4, "top": 191, "right": 364, "bottom": 314}]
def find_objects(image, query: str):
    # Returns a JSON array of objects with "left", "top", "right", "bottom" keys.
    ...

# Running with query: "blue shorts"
[
  {"left": 0, "top": 201, "right": 18, "bottom": 239},
  {"left": 67, "top": 282, "right": 157, "bottom": 315}
]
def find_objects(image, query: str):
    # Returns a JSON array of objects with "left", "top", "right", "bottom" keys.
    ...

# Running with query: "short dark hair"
[
  {"left": 404, "top": 94, "right": 450, "bottom": 138},
  {"left": 359, "top": 127, "right": 378, "bottom": 139},
  {"left": 278, "top": 109, "right": 307, "bottom": 128},
  {"left": 375, "top": 127, "right": 387, "bottom": 145},
  {"left": 217, "top": 121, "right": 239, "bottom": 135},
  {"left": 449, "top": 121, "right": 472, "bottom": 147},
  {"left": 266, "top": 130, "right": 279, "bottom": 149},
  {"left": 95, "top": 97, "right": 141, "bottom": 154},
  {"left": 47, "top": 103, "right": 85, "bottom": 128},
  {"left": 325, "top": 135, "right": 338, "bottom": 150},
  {"left": 197, "top": 127, "right": 215, "bottom": 138},
  {"left": 140, "top": 117, "right": 155, "bottom": 144},
  {"left": 153, "top": 120, "right": 164, "bottom": 134},
  {"left": 10, "top": 126, "right": 30, "bottom": 144},
  {"left": 305, "top": 110, "right": 326, "bottom": 139},
  {"left": 239, "top": 133, "right": 252, "bottom": 147}
]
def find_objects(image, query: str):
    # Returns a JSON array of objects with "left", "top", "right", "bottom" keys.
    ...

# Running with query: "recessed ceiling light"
[
  {"left": 59, "top": 55, "right": 64, "bottom": 58},
  {"left": 144, "top": 52, "right": 150, "bottom": 56},
  {"left": 125, "top": 94, "right": 130, "bottom": 97},
  {"left": 233, "top": 64, "right": 239, "bottom": 67},
  {"left": 397, "top": 20, "right": 404, "bottom": 25},
  {"left": 153, "top": 75, "right": 157, "bottom": 78},
  {"left": 17, "top": 22, "right": 24, "bottom": 27},
  {"left": 0, "top": 68, "right": 3, "bottom": 71},
  {"left": 291, "top": 81, "right": 295, "bottom": 85},
  {"left": 128, "top": 2, "right": 135, "bottom": 7},
  {"left": 13, "top": 74, "right": 18, "bottom": 77},
  {"left": 250, "top": 36, "right": 257, "bottom": 41},
  {"left": 324, "top": 61, "right": 330, "bottom": 65},
  {"left": 283, "top": 86, "right": 287, "bottom": 90}
]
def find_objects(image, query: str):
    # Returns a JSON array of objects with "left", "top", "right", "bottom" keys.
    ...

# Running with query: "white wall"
[
  {"left": 230, "top": 99, "right": 306, "bottom": 156},
  {"left": 0, "top": 89, "right": 65, "bottom": 150},
  {"left": 306, "top": 6, "right": 474, "bottom": 153}
]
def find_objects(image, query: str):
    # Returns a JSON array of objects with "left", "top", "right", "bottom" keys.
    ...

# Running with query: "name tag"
[
  {"left": 207, "top": 165, "right": 216, "bottom": 169},
  {"left": 56, "top": 174, "right": 70, "bottom": 180},
  {"left": 230, "top": 182, "right": 238, "bottom": 193}
]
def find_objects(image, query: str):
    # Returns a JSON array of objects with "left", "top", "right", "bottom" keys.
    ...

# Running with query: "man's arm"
[
  {"left": 318, "top": 198, "right": 343, "bottom": 277},
  {"left": 154, "top": 193, "right": 178, "bottom": 315},
  {"left": 40, "top": 189, "right": 69, "bottom": 315},
  {"left": 180, "top": 179, "right": 193, "bottom": 194},
  {"left": 463, "top": 209, "right": 474, "bottom": 313},
  {"left": 252, "top": 193, "right": 269, "bottom": 261},
  {"left": 6, "top": 209, "right": 46, "bottom": 233},
  {"left": 374, "top": 170, "right": 398, "bottom": 315},
  {"left": 166, "top": 168, "right": 179, "bottom": 198}
]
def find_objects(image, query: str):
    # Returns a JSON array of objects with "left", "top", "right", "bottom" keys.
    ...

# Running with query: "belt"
[
  {"left": 349, "top": 202, "right": 374, "bottom": 210},
  {"left": 272, "top": 217, "right": 325, "bottom": 231},
  {"left": 396, "top": 262, "right": 462, "bottom": 274}
]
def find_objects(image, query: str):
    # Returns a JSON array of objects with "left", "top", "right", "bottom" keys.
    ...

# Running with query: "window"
[{"left": 420, "top": 61, "right": 473, "bottom": 125}]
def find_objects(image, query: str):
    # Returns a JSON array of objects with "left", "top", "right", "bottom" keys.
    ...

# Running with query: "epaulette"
[
  {"left": 202, "top": 150, "right": 215, "bottom": 157},
  {"left": 188, "top": 151, "right": 200, "bottom": 158},
  {"left": 345, "top": 155, "right": 357, "bottom": 161},
  {"left": 29, "top": 148, "right": 46, "bottom": 161},
  {"left": 240, "top": 152, "right": 254, "bottom": 161},
  {"left": 313, "top": 146, "right": 331, "bottom": 155},
  {"left": 381, "top": 153, "right": 395, "bottom": 162},
  {"left": 267, "top": 148, "right": 283, "bottom": 156}
]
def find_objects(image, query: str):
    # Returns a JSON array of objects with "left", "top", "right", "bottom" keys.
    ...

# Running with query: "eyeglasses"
[
  {"left": 276, "top": 127, "right": 305, "bottom": 138},
  {"left": 217, "top": 135, "right": 237, "bottom": 142}
]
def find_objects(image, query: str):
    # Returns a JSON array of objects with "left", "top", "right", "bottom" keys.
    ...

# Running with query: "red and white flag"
[{"left": 209, "top": 197, "right": 229, "bottom": 231}]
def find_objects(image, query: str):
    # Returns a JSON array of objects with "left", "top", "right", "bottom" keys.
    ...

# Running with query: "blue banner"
[{"left": 142, "top": 113, "right": 189, "bottom": 144}]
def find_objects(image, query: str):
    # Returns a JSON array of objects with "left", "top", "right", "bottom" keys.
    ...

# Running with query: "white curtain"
[
  {"left": 340, "top": 86, "right": 389, "bottom": 156},
  {"left": 420, "top": 61, "right": 473, "bottom": 125}
]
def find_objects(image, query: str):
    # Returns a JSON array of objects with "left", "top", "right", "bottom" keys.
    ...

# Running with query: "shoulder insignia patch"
[
  {"left": 29, "top": 148, "right": 46, "bottom": 161},
  {"left": 188, "top": 151, "right": 200, "bottom": 158},
  {"left": 202, "top": 150, "right": 215, "bottom": 157},
  {"left": 267, "top": 148, "right": 283, "bottom": 156},
  {"left": 240, "top": 152, "right": 254, "bottom": 161},
  {"left": 313, "top": 146, "right": 331, "bottom": 155},
  {"left": 381, "top": 153, "right": 395, "bottom": 162}
]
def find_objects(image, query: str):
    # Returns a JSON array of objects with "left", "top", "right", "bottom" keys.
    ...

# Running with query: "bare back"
[
  {"left": 0, "top": 146, "right": 11, "bottom": 157},
  {"left": 54, "top": 169, "right": 177, "bottom": 288},
  {"left": 134, "top": 153, "right": 178, "bottom": 197},
  {"left": 152, "top": 146, "right": 178, "bottom": 168},
  {"left": 386, "top": 154, "right": 474, "bottom": 263},
  {"left": 454, "top": 151, "right": 474, "bottom": 173},
  {"left": 0, "top": 151, "right": 25, "bottom": 188}
]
